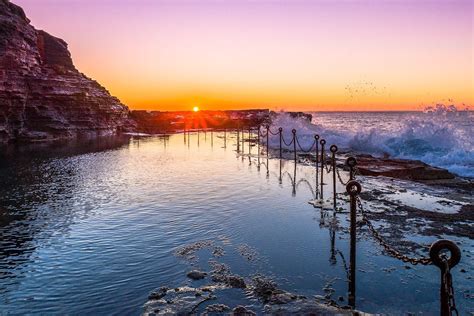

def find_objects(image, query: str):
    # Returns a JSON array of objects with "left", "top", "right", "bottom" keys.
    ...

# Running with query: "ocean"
[{"left": 267, "top": 110, "right": 474, "bottom": 177}]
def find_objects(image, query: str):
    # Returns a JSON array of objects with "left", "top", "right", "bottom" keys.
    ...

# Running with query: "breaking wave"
[{"left": 267, "top": 106, "right": 474, "bottom": 178}]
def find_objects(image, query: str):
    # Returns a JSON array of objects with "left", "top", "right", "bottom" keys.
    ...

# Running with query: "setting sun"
[{"left": 193, "top": 106, "right": 199, "bottom": 112}]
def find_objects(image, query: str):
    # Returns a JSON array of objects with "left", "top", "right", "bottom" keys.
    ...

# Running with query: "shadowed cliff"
[{"left": 0, "top": 0, "right": 135, "bottom": 143}]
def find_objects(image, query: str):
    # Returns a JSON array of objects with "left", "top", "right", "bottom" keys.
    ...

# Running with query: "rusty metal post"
[
  {"left": 346, "top": 157, "right": 357, "bottom": 181},
  {"left": 315, "top": 134, "right": 320, "bottom": 199},
  {"left": 279, "top": 127, "right": 283, "bottom": 159},
  {"left": 292, "top": 161, "right": 296, "bottom": 196},
  {"left": 292, "top": 129, "right": 297, "bottom": 165},
  {"left": 346, "top": 180, "right": 361, "bottom": 308},
  {"left": 237, "top": 127, "right": 240, "bottom": 153},
  {"left": 257, "top": 126, "right": 261, "bottom": 168},
  {"left": 279, "top": 158, "right": 282, "bottom": 184},
  {"left": 266, "top": 126, "right": 270, "bottom": 159},
  {"left": 330, "top": 145, "right": 338, "bottom": 209},
  {"left": 241, "top": 126, "right": 245, "bottom": 156},
  {"left": 320, "top": 139, "right": 326, "bottom": 199},
  {"left": 429, "top": 240, "right": 461, "bottom": 316},
  {"left": 184, "top": 128, "right": 186, "bottom": 143},
  {"left": 248, "top": 126, "right": 251, "bottom": 156},
  {"left": 224, "top": 128, "right": 227, "bottom": 148}
]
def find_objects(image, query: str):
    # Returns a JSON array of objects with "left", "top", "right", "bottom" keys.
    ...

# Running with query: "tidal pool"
[{"left": 0, "top": 133, "right": 472, "bottom": 314}]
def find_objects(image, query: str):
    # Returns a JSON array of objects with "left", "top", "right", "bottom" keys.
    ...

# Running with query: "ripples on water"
[{"left": 0, "top": 134, "right": 472, "bottom": 314}]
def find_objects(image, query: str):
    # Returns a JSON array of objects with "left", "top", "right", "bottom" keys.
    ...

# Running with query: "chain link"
[
  {"left": 324, "top": 161, "right": 333, "bottom": 173},
  {"left": 268, "top": 128, "right": 280, "bottom": 135},
  {"left": 281, "top": 134, "right": 295, "bottom": 147},
  {"left": 336, "top": 166, "right": 350, "bottom": 185},
  {"left": 442, "top": 258, "right": 459, "bottom": 315},
  {"left": 295, "top": 136, "right": 316, "bottom": 153},
  {"left": 356, "top": 196, "right": 432, "bottom": 266}
]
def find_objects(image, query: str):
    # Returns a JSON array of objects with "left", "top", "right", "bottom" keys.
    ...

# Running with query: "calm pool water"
[{"left": 0, "top": 133, "right": 472, "bottom": 314}]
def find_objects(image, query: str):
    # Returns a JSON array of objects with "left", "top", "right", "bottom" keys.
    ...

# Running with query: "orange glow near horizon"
[
  {"left": 14, "top": 0, "right": 473, "bottom": 111},
  {"left": 193, "top": 106, "right": 200, "bottom": 112}
]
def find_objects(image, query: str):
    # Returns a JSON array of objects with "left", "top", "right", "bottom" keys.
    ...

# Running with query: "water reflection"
[
  {"left": 0, "top": 132, "right": 471, "bottom": 314},
  {"left": 0, "top": 136, "right": 133, "bottom": 292}
]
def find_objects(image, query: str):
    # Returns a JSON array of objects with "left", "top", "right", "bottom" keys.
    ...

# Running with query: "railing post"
[
  {"left": 241, "top": 126, "right": 245, "bottom": 156},
  {"left": 346, "top": 180, "right": 361, "bottom": 308},
  {"left": 346, "top": 157, "right": 357, "bottom": 180},
  {"left": 320, "top": 139, "right": 326, "bottom": 199},
  {"left": 292, "top": 162, "right": 296, "bottom": 196},
  {"left": 211, "top": 129, "right": 213, "bottom": 147},
  {"left": 315, "top": 134, "right": 320, "bottom": 199},
  {"left": 248, "top": 126, "right": 251, "bottom": 156},
  {"left": 184, "top": 128, "right": 186, "bottom": 143},
  {"left": 330, "top": 145, "right": 338, "bottom": 210},
  {"left": 429, "top": 240, "right": 461, "bottom": 315},
  {"left": 266, "top": 126, "right": 270, "bottom": 159},
  {"left": 224, "top": 128, "right": 227, "bottom": 148},
  {"left": 257, "top": 126, "right": 261, "bottom": 168},
  {"left": 197, "top": 129, "right": 200, "bottom": 146},
  {"left": 237, "top": 127, "right": 240, "bottom": 153},
  {"left": 279, "top": 127, "right": 283, "bottom": 159},
  {"left": 292, "top": 129, "right": 297, "bottom": 164}
]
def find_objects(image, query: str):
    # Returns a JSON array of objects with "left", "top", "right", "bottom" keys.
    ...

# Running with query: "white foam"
[{"left": 265, "top": 107, "right": 474, "bottom": 178}]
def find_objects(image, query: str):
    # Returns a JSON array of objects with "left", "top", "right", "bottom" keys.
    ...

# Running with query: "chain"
[
  {"left": 442, "top": 258, "right": 459, "bottom": 315},
  {"left": 324, "top": 161, "right": 332, "bottom": 173},
  {"left": 268, "top": 128, "right": 280, "bottom": 135},
  {"left": 356, "top": 196, "right": 432, "bottom": 266},
  {"left": 281, "top": 134, "right": 295, "bottom": 147},
  {"left": 295, "top": 136, "right": 316, "bottom": 153},
  {"left": 353, "top": 165, "right": 361, "bottom": 177},
  {"left": 336, "top": 166, "right": 350, "bottom": 185}
]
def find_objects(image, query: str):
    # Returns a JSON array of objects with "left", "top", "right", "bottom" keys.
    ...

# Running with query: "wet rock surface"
[
  {"left": 144, "top": 239, "right": 361, "bottom": 315},
  {"left": 187, "top": 270, "right": 207, "bottom": 280},
  {"left": 354, "top": 154, "right": 455, "bottom": 181},
  {"left": 0, "top": 0, "right": 134, "bottom": 143}
]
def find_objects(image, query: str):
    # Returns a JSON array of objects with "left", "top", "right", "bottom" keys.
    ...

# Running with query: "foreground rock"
[
  {"left": 187, "top": 270, "right": 207, "bottom": 280},
  {"left": 143, "top": 283, "right": 354, "bottom": 316},
  {"left": 354, "top": 154, "right": 455, "bottom": 181},
  {"left": 143, "top": 270, "right": 358, "bottom": 315},
  {"left": 0, "top": 0, "right": 134, "bottom": 143}
]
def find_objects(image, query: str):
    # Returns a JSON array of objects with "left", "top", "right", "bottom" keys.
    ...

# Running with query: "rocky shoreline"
[
  {"left": 0, "top": 0, "right": 135, "bottom": 143},
  {"left": 144, "top": 240, "right": 363, "bottom": 315}
]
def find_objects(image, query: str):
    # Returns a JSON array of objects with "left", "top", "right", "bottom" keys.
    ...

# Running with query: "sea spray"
[{"left": 265, "top": 108, "right": 474, "bottom": 177}]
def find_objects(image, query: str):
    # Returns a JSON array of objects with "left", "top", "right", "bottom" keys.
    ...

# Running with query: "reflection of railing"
[{"left": 183, "top": 127, "right": 461, "bottom": 315}]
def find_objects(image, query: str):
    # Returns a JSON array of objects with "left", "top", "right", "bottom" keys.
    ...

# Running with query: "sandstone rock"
[
  {"left": 0, "top": 0, "right": 135, "bottom": 143},
  {"left": 231, "top": 305, "right": 256, "bottom": 316},
  {"left": 204, "top": 303, "right": 230, "bottom": 313},
  {"left": 354, "top": 154, "right": 455, "bottom": 181},
  {"left": 226, "top": 274, "right": 246, "bottom": 288},
  {"left": 186, "top": 270, "right": 207, "bottom": 280}
]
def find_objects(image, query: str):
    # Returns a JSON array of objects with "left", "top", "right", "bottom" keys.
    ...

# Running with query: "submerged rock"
[
  {"left": 187, "top": 270, "right": 207, "bottom": 280},
  {"left": 231, "top": 305, "right": 256, "bottom": 315},
  {"left": 143, "top": 286, "right": 218, "bottom": 315},
  {"left": 354, "top": 154, "right": 455, "bottom": 181},
  {"left": 204, "top": 303, "right": 230, "bottom": 313}
]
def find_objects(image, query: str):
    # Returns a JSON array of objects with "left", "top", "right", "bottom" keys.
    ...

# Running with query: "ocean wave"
[{"left": 266, "top": 109, "right": 474, "bottom": 178}]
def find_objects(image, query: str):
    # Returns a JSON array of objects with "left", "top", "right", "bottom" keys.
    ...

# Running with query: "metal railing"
[{"left": 181, "top": 126, "right": 462, "bottom": 315}]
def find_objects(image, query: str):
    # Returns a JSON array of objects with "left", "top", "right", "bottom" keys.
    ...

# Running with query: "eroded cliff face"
[{"left": 0, "top": 0, "right": 134, "bottom": 143}]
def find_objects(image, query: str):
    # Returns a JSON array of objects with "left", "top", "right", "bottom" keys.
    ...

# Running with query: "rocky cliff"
[{"left": 0, "top": 0, "right": 134, "bottom": 143}]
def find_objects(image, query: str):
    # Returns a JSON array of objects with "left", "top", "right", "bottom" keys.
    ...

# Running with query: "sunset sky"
[{"left": 15, "top": 0, "right": 473, "bottom": 111}]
